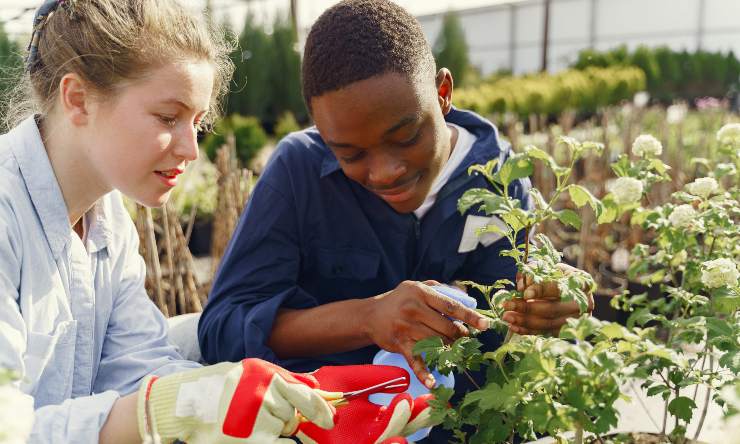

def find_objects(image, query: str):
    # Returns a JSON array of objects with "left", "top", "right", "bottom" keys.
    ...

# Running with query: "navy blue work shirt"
[{"left": 198, "top": 108, "right": 532, "bottom": 440}]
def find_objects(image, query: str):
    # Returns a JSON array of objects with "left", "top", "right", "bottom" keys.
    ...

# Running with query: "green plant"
[
  {"left": 414, "top": 126, "right": 738, "bottom": 443},
  {"left": 201, "top": 114, "right": 267, "bottom": 165},
  {"left": 433, "top": 12, "right": 471, "bottom": 87},
  {"left": 610, "top": 124, "right": 740, "bottom": 442},
  {"left": 274, "top": 111, "right": 301, "bottom": 141}
]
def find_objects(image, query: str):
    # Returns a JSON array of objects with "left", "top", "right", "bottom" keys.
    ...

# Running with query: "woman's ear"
[
  {"left": 435, "top": 68, "right": 454, "bottom": 115},
  {"left": 58, "top": 73, "right": 92, "bottom": 127}
]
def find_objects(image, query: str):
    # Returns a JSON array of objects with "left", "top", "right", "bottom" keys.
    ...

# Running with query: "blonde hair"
[{"left": 4, "top": 0, "right": 234, "bottom": 130}]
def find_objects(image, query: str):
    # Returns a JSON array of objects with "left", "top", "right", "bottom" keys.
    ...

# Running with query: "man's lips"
[{"left": 368, "top": 173, "right": 422, "bottom": 203}]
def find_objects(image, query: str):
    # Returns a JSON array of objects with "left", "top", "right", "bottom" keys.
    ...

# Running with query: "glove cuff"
[{"left": 137, "top": 375, "right": 159, "bottom": 443}]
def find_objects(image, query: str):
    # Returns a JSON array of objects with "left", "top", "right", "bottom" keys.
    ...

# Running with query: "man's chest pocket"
[{"left": 314, "top": 247, "right": 380, "bottom": 281}]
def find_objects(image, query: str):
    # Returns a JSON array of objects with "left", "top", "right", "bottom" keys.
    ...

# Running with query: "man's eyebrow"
[
  {"left": 383, "top": 113, "right": 420, "bottom": 136},
  {"left": 325, "top": 140, "right": 359, "bottom": 149},
  {"left": 325, "top": 113, "right": 421, "bottom": 148}
]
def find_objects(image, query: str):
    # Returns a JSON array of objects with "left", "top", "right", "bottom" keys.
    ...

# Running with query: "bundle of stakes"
[{"left": 135, "top": 134, "right": 254, "bottom": 317}]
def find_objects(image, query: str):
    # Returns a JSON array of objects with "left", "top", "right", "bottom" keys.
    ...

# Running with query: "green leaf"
[
  {"left": 668, "top": 396, "right": 697, "bottom": 423},
  {"left": 597, "top": 195, "right": 619, "bottom": 224},
  {"left": 496, "top": 153, "right": 533, "bottom": 188},
  {"left": 600, "top": 322, "right": 626, "bottom": 339},
  {"left": 467, "top": 159, "right": 499, "bottom": 185},
  {"left": 458, "top": 188, "right": 508, "bottom": 215},
  {"left": 556, "top": 209, "right": 582, "bottom": 230},
  {"left": 649, "top": 158, "right": 671, "bottom": 175},
  {"left": 567, "top": 184, "right": 603, "bottom": 217}
]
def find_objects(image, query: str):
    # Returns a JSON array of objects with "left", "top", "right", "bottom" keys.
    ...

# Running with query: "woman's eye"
[{"left": 159, "top": 115, "right": 177, "bottom": 127}]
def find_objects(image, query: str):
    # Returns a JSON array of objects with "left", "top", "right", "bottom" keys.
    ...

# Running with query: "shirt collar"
[
  {"left": 10, "top": 116, "right": 112, "bottom": 258},
  {"left": 320, "top": 149, "right": 341, "bottom": 178}
]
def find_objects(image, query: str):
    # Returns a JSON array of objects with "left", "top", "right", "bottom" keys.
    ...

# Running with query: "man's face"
[{"left": 311, "top": 71, "right": 454, "bottom": 213}]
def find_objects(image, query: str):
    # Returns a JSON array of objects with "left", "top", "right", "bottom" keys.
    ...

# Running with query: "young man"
[{"left": 199, "top": 0, "right": 592, "bottom": 441}]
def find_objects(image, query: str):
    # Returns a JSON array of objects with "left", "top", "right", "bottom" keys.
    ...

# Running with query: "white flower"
[
  {"left": 633, "top": 91, "right": 649, "bottom": 108},
  {"left": 668, "top": 204, "right": 697, "bottom": 228},
  {"left": 666, "top": 103, "right": 687, "bottom": 124},
  {"left": 610, "top": 177, "right": 644, "bottom": 205},
  {"left": 717, "top": 123, "right": 740, "bottom": 146},
  {"left": 685, "top": 177, "right": 719, "bottom": 199},
  {"left": 0, "top": 385, "right": 34, "bottom": 444},
  {"left": 701, "top": 258, "right": 740, "bottom": 288},
  {"left": 632, "top": 134, "right": 663, "bottom": 157}
]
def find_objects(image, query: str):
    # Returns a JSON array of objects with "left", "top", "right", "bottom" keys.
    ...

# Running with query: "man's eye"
[
  {"left": 398, "top": 131, "right": 421, "bottom": 147},
  {"left": 342, "top": 152, "right": 366, "bottom": 163}
]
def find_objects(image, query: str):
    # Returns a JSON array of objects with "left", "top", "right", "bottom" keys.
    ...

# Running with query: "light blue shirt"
[{"left": 0, "top": 116, "right": 200, "bottom": 443}]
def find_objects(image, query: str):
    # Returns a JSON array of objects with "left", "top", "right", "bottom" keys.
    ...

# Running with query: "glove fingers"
[
  {"left": 374, "top": 394, "right": 412, "bottom": 443},
  {"left": 273, "top": 375, "right": 335, "bottom": 430},
  {"left": 311, "top": 365, "right": 410, "bottom": 393},
  {"left": 400, "top": 394, "right": 434, "bottom": 436}
]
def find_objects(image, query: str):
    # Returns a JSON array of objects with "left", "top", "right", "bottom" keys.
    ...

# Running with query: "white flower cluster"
[
  {"left": 717, "top": 123, "right": 740, "bottom": 146},
  {"left": 632, "top": 134, "right": 663, "bottom": 158},
  {"left": 668, "top": 204, "right": 697, "bottom": 228},
  {"left": 611, "top": 177, "right": 644, "bottom": 205},
  {"left": 685, "top": 177, "right": 719, "bottom": 199},
  {"left": 701, "top": 258, "right": 740, "bottom": 289},
  {"left": 0, "top": 385, "right": 34, "bottom": 444}
]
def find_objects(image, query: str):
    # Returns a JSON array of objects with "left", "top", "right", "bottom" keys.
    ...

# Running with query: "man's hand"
[
  {"left": 364, "top": 280, "right": 490, "bottom": 388},
  {"left": 502, "top": 263, "right": 594, "bottom": 336}
]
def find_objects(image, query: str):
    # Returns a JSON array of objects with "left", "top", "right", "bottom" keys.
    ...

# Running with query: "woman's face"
[{"left": 85, "top": 60, "right": 214, "bottom": 207}]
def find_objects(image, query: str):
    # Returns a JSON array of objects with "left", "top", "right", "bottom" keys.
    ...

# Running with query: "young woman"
[{"left": 0, "top": 1, "right": 341, "bottom": 442}]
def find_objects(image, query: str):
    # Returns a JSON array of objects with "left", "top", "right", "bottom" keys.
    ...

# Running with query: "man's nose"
[{"left": 367, "top": 153, "right": 407, "bottom": 188}]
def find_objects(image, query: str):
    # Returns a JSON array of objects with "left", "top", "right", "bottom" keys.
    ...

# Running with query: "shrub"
[{"left": 200, "top": 114, "right": 267, "bottom": 166}]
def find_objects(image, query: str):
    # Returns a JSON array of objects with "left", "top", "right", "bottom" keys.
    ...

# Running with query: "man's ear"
[
  {"left": 58, "top": 73, "right": 92, "bottom": 127},
  {"left": 435, "top": 68, "right": 454, "bottom": 115}
]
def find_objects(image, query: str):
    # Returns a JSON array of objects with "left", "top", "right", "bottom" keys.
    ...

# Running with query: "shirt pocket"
[
  {"left": 315, "top": 247, "right": 380, "bottom": 281},
  {"left": 23, "top": 319, "right": 77, "bottom": 406}
]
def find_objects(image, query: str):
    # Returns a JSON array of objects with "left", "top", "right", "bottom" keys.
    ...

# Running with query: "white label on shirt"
[
  {"left": 458, "top": 215, "right": 507, "bottom": 253},
  {"left": 175, "top": 375, "right": 226, "bottom": 423}
]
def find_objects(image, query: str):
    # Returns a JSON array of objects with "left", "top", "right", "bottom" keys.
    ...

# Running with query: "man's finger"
[
  {"left": 419, "top": 284, "right": 489, "bottom": 331},
  {"left": 523, "top": 281, "right": 560, "bottom": 300},
  {"left": 502, "top": 299, "right": 580, "bottom": 319},
  {"left": 503, "top": 311, "right": 572, "bottom": 332},
  {"left": 403, "top": 345, "right": 435, "bottom": 389},
  {"left": 417, "top": 305, "right": 470, "bottom": 341}
]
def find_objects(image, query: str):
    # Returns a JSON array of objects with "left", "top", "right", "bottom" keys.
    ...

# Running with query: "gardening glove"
[
  {"left": 294, "top": 365, "right": 435, "bottom": 444},
  {"left": 137, "top": 358, "right": 336, "bottom": 444}
]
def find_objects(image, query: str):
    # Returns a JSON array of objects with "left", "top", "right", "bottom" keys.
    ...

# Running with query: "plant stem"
[
  {"left": 463, "top": 370, "right": 481, "bottom": 390},
  {"left": 574, "top": 425, "right": 584, "bottom": 444},
  {"left": 662, "top": 396, "right": 669, "bottom": 436},
  {"left": 504, "top": 328, "right": 514, "bottom": 344},
  {"left": 693, "top": 354, "right": 714, "bottom": 441},
  {"left": 523, "top": 226, "right": 531, "bottom": 263}
]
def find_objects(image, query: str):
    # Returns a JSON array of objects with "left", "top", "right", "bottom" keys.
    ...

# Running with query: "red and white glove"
[
  {"left": 137, "top": 358, "right": 336, "bottom": 444},
  {"left": 293, "top": 365, "right": 434, "bottom": 444}
]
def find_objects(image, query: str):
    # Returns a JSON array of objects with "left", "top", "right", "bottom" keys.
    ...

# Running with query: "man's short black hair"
[{"left": 301, "top": 0, "right": 436, "bottom": 110}]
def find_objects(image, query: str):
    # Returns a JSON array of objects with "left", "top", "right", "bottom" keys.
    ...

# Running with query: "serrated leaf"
[
  {"left": 458, "top": 188, "right": 508, "bottom": 215},
  {"left": 556, "top": 209, "right": 582, "bottom": 230},
  {"left": 496, "top": 153, "right": 533, "bottom": 188},
  {"left": 568, "top": 184, "right": 603, "bottom": 217},
  {"left": 668, "top": 396, "right": 696, "bottom": 423}
]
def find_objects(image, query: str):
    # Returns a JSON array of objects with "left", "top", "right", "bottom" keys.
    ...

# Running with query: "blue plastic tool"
[{"left": 369, "top": 284, "right": 477, "bottom": 441}]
